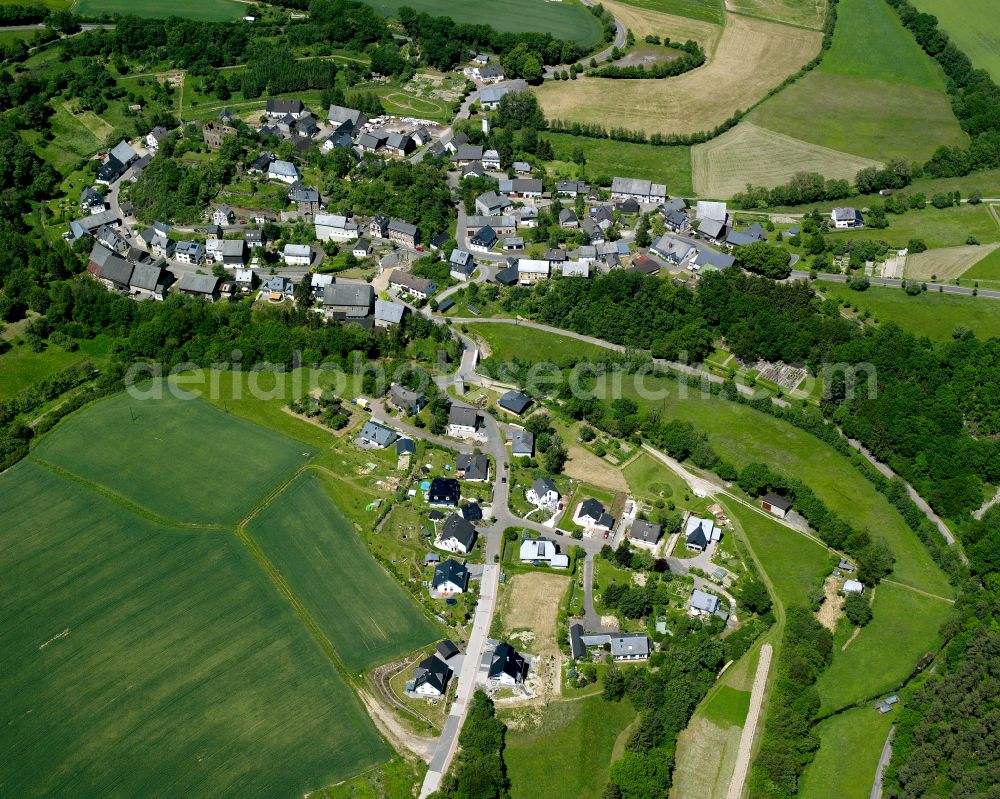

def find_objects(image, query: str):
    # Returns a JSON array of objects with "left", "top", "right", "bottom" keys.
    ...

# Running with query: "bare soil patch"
[
  {"left": 816, "top": 574, "right": 845, "bottom": 632},
  {"left": 502, "top": 572, "right": 570, "bottom": 705}
]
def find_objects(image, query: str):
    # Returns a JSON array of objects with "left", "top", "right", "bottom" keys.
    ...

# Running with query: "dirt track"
[{"left": 726, "top": 643, "right": 772, "bottom": 799}]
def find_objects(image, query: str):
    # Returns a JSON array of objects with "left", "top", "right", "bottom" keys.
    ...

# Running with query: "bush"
[{"left": 848, "top": 275, "right": 870, "bottom": 291}]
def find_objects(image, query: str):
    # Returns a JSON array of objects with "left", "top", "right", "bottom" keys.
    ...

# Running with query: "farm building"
[{"left": 761, "top": 493, "right": 792, "bottom": 518}]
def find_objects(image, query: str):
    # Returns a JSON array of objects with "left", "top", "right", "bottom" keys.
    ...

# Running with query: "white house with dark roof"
[
  {"left": 449, "top": 249, "right": 476, "bottom": 281},
  {"left": 574, "top": 498, "right": 614, "bottom": 533},
  {"left": 431, "top": 558, "right": 469, "bottom": 595},
  {"left": 389, "top": 269, "right": 436, "bottom": 300},
  {"left": 831, "top": 207, "right": 864, "bottom": 229},
  {"left": 526, "top": 477, "right": 559, "bottom": 511},
  {"left": 629, "top": 519, "right": 663, "bottom": 549},
  {"left": 412, "top": 655, "right": 451, "bottom": 697},
  {"left": 685, "top": 516, "right": 720, "bottom": 552},
  {"left": 267, "top": 159, "right": 300, "bottom": 184},
  {"left": 327, "top": 105, "right": 366, "bottom": 133},
  {"left": 611, "top": 177, "right": 666, "bottom": 204},
  {"left": 456, "top": 453, "right": 490, "bottom": 482},
  {"left": 447, "top": 404, "right": 483, "bottom": 440},
  {"left": 475, "top": 191, "right": 512, "bottom": 217},
  {"left": 174, "top": 241, "right": 205, "bottom": 265},
  {"left": 437, "top": 513, "right": 477, "bottom": 555},
  {"left": 359, "top": 419, "right": 398, "bottom": 448},
  {"left": 651, "top": 235, "right": 696, "bottom": 265},
  {"left": 690, "top": 588, "right": 722, "bottom": 616},
  {"left": 482, "top": 149, "right": 501, "bottom": 169},
  {"left": 489, "top": 643, "right": 528, "bottom": 685},
  {"left": 509, "top": 428, "right": 534, "bottom": 458}
]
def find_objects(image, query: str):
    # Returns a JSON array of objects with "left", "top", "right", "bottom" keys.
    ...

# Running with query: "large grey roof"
[
  {"left": 323, "top": 281, "right": 374, "bottom": 308},
  {"left": 109, "top": 139, "right": 137, "bottom": 164},
  {"left": 176, "top": 273, "right": 219, "bottom": 294},
  {"left": 442, "top": 513, "right": 477, "bottom": 549},
  {"left": 433, "top": 558, "right": 469, "bottom": 589},
  {"left": 630, "top": 519, "right": 662, "bottom": 544},
  {"left": 389, "top": 270, "right": 435, "bottom": 294},
  {"left": 448, "top": 404, "right": 479, "bottom": 428},
  {"left": 129, "top": 262, "right": 164, "bottom": 291},
  {"left": 374, "top": 299, "right": 406, "bottom": 324},
  {"left": 360, "top": 420, "right": 397, "bottom": 446},
  {"left": 388, "top": 219, "right": 418, "bottom": 237},
  {"left": 100, "top": 256, "right": 133, "bottom": 286},
  {"left": 610, "top": 633, "right": 650, "bottom": 658}
]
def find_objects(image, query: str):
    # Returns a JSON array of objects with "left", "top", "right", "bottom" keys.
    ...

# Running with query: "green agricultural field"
[
  {"left": 799, "top": 706, "right": 894, "bottom": 799},
  {"left": 834, "top": 203, "right": 1000, "bottom": 249},
  {"left": 815, "top": 583, "right": 953, "bottom": 712},
  {"left": 910, "top": 0, "right": 1000, "bottom": 83},
  {"left": 963, "top": 246, "right": 1000, "bottom": 282},
  {"left": 368, "top": 0, "right": 603, "bottom": 45},
  {"left": 725, "top": 0, "right": 826, "bottom": 29},
  {"left": 817, "top": 281, "right": 1000, "bottom": 342},
  {"left": 0, "top": 0, "right": 72, "bottom": 6},
  {"left": 504, "top": 696, "right": 638, "bottom": 799},
  {"left": 76, "top": 0, "right": 246, "bottom": 21},
  {"left": 613, "top": 0, "right": 723, "bottom": 24},
  {"left": 33, "top": 390, "right": 314, "bottom": 526},
  {"left": 0, "top": 336, "right": 111, "bottom": 400},
  {"left": 247, "top": 472, "right": 441, "bottom": 672},
  {"left": 747, "top": 0, "right": 966, "bottom": 162},
  {"left": 544, "top": 132, "right": 693, "bottom": 196},
  {"left": 0, "top": 460, "right": 387, "bottom": 798},
  {"left": 725, "top": 501, "right": 830, "bottom": 608}
]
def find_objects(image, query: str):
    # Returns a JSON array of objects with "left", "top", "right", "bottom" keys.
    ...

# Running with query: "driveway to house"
[{"left": 726, "top": 643, "right": 772, "bottom": 799}]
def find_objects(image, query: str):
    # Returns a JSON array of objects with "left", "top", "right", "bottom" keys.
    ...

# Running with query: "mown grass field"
[
  {"left": 614, "top": 0, "right": 723, "bottom": 24},
  {"left": 544, "top": 132, "right": 693, "bottom": 195},
  {"left": 962, "top": 244, "right": 1000, "bottom": 282},
  {"left": 903, "top": 242, "right": 1000, "bottom": 282},
  {"left": 536, "top": 13, "right": 820, "bottom": 137},
  {"left": 910, "top": 0, "right": 1000, "bottom": 83},
  {"left": 691, "top": 122, "right": 880, "bottom": 198},
  {"left": 76, "top": 0, "right": 246, "bottom": 21},
  {"left": 600, "top": 0, "right": 721, "bottom": 49},
  {"left": 726, "top": 501, "right": 830, "bottom": 608},
  {"left": 465, "top": 321, "right": 611, "bottom": 362},
  {"left": 0, "top": 459, "right": 388, "bottom": 798},
  {"left": 0, "top": 336, "right": 111, "bottom": 400},
  {"left": 815, "top": 583, "right": 952, "bottom": 712},
  {"left": 726, "top": 0, "right": 826, "bottom": 29},
  {"left": 33, "top": 391, "right": 314, "bottom": 526},
  {"left": 817, "top": 280, "right": 1000, "bottom": 342},
  {"left": 799, "top": 706, "right": 894, "bottom": 799},
  {"left": 748, "top": 0, "right": 966, "bottom": 162},
  {"left": 247, "top": 472, "right": 441, "bottom": 673},
  {"left": 700, "top": 685, "right": 752, "bottom": 728},
  {"left": 504, "top": 696, "right": 637, "bottom": 799},
  {"left": 623, "top": 452, "right": 692, "bottom": 505},
  {"left": 369, "top": 0, "right": 602, "bottom": 44}
]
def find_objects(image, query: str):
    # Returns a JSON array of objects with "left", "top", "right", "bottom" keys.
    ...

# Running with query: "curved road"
[{"left": 543, "top": 0, "right": 626, "bottom": 79}]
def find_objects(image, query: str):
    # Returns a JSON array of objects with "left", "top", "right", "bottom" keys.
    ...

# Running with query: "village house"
[
  {"left": 690, "top": 588, "right": 728, "bottom": 620},
  {"left": 389, "top": 270, "right": 436, "bottom": 300},
  {"left": 561, "top": 260, "right": 589, "bottom": 278},
  {"left": 385, "top": 132, "right": 414, "bottom": 156},
  {"left": 685, "top": 516, "right": 721, "bottom": 552},
  {"left": 244, "top": 229, "right": 265, "bottom": 248},
  {"left": 388, "top": 219, "right": 419, "bottom": 249},
  {"left": 437, "top": 513, "right": 477, "bottom": 554},
  {"left": 369, "top": 215, "right": 390, "bottom": 239},
  {"left": 221, "top": 239, "right": 248, "bottom": 267},
  {"left": 389, "top": 384, "right": 425, "bottom": 415},
  {"left": 174, "top": 241, "right": 205, "bottom": 265},
  {"left": 497, "top": 390, "right": 532, "bottom": 416},
  {"left": 374, "top": 298, "right": 406, "bottom": 328},
  {"left": 411, "top": 655, "right": 451, "bottom": 697},
  {"left": 831, "top": 207, "right": 864, "bottom": 229},
  {"left": 574, "top": 498, "right": 615, "bottom": 534},
  {"left": 359, "top": 419, "right": 398, "bottom": 448},
  {"left": 455, "top": 453, "right": 489, "bottom": 482},
  {"left": 519, "top": 538, "right": 569, "bottom": 568},
  {"left": 288, "top": 183, "right": 321, "bottom": 215},
  {"left": 482, "top": 149, "right": 501, "bottom": 170},
  {"left": 69, "top": 209, "right": 120, "bottom": 240},
  {"left": 464, "top": 215, "right": 516, "bottom": 237},
  {"left": 145, "top": 126, "right": 170, "bottom": 153},
  {"left": 175, "top": 273, "right": 221, "bottom": 302},
  {"left": 517, "top": 259, "right": 550, "bottom": 284},
  {"left": 479, "top": 85, "right": 513, "bottom": 110},
  {"left": 610, "top": 177, "right": 666, "bottom": 204},
  {"left": 651, "top": 235, "right": 696, "bottom": 265},
  {"left": 267, "top": 159, "right": 300, "bottom": 184},
  {"left": 447, "top": 404, "right": 482, "bottom": 439},
  {"left": 327, "top": 105, "right": 367, "bottom": 134},
  {"left": 499, "top": 178, "right": 543, "bottom": 199},
  {"left": 451, "top": 144, "right": 483, "bottom": 164},
  {"left": 469, "top": 225, "right": 497, "bottom": 253},
  {"left": 629, "top": 519, "right": 663, "bottom": 549},
  {"left": 310, "top": 273, "right": 333, "bottom": 299},
  {"left": 353, "top": 238, "right": 372, "bottom": 258},
  {"left": 358, "top": 130, "right": 388, "bottom": 153},
  {"left": 314, "top": 214, "right": 359, "bottom": 242},
  {"left": 475, "top": 191, "right": 512, "bottom": 217},
  {"left": 526, "top": 477, "right": 559, "bottom": 511},
  {"left": 509, "top": 428, "right": 534, "bottom": 458},
  {"left": 431, "top": 559, "right": 469, "bottom": 595},
  {"left": 726, "top": 222, "right": 768, "bottom": 248},
  {"left": 80, "top": 187, "right": 106, "bottom": 215},
  {"left": 556, "top": 180, "right": 589, "bottom": 197},
  {"left": 449, "top": 248, "right": 476, "bottom": 281},
  {"left": 265, "top": 98, "right": 305, "bottom": 118},
  {"left": 559, "top": 208, "right": 579, "bottom": 229},
  {"left": 322, "top": 281, "right": 375, "bottom": 321},
  {"left": 488, "top": 643, "right": 528, "bottom": 685},
  {"left": 478, "top": 63, "right": 505, "bottom": 83},
  {"left": 282, "top": 243, "right": 312, "bottom": 266},
  {"left": 212, "top": 204, "right": 235, "bottom": 226},
  {"left": 262, "top": 276, "right": 295, "bottom": 301},
  {"left": 235, "top": 268, "right": 258, "bottom": 292},
  {"left": 128, "top": 260, "right": 169, "bottom": 301},
  {"left": 503, "top": 236, "right": 524, "bottom": 251}
]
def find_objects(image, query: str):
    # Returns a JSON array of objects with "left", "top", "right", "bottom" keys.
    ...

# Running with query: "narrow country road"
[
  {"left": 726, "top": 643, "right": 773, "bottom": 799},
  {"left": 870, "top": 726, "right": 895, "bottom": 799}
]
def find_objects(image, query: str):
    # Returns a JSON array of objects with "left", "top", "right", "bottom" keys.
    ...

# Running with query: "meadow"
[
  {"left": 535, "top": 14, "right": 820, "bottom": 137},
  {"left": 33, "top": 390, "right": 314, "bottom": 526},
  {"left": 747, "top": 0, "right": 966, "bottom": 162},
  {"left": 815, "top": 583, "right": 952, "bottom": 712},
  {"left": 599, "top": 0, "right": 721, "bottom": 49},
  {"left": 0, "top": 460, "right": 387, "bottom": 798},
  {"left": 368, "top": 0, "right": 603, "bottom": 45},
  {"left": 503, "top": 696, "right": 638, "bottom": 799},
  {"left": 799, "top": 706, "right": 894, "bottom": 799},
  {"left": 817, "top": 280, "right": 1000, "bottom": 342},
  {"left": 247, "top": 472, "right": 441, "bottom": 673},
  {"left": 903, "top": 243, "right": 1000, "bottom": 283},
  {"left": 464, "top": 321, "right": 612, "bottom": 362},
  {"left": 962, "top": 245, "right": 1000, "bottom": 283},
  {"left": 691, "top": 122, "right": 880, "bottom": 198},
  {"left": 622, "top": 451, "right": 692, "bottom": 505},
  {"left": 544, "top": 132, "right": 693, "bottom": 195},
  {"left": 910, "top": 0, "right": 1000, "bottom": 83},
  {"left": 725, "top": 501, "right": 830, "bottom": 608},
  {"left": 0, "top": 336, "right": 111, "bottom": 400},
  {"left": 76, "top": 0, "right": 246, "bottom": 22},
  {"left": 833, "top": 203, "right": 1000, "bottom": 249}
]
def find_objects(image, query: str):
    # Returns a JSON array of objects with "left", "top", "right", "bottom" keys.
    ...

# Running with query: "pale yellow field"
[
  {"left": 903, "top": 242, "right": 1000, "bottom": 281},
  {"left": 691, "top": 121, "right": 881, "bottom": 198},
  {"left": 600, "top": 0, "right": 722, "bottom": 53},
  {"left": 536, "top": 13, "right": 821, "bottom": 137},
  {"left": 725, "top": 0, "right": 827, "bottom": 29}
]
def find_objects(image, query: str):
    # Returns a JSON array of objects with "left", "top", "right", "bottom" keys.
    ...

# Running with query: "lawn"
[
  {"left": 747, "top": 0, "right": 966, "bottom": 162},
  {"left": 623, "top": 451, "right": 692, "bottom": 505},
  {"left": 504, "top": 696, "right": 638, "bottom": 799},
  {"left": 32, "top": 390, "right": 315, "bottom": 526},
  {"left": 724, "top": 500, "right": 830, "bottom": 608},
  {"left": 544, "top": 132, "right": 693, "bottom": 196},
  {"left": 246, "top": 472, "right": 442, "bottom": 672},
  {"left": 0, "top": 460, "right": 387, "bottom": 798},
  {"left": 962, "top": 244, "right": 1000, "bottom": 283},
  {"left": 76, "top": 0, "right": 246, "bottom": 21},
  {"left": 368, "top": 0, "right": 602, "bottom": 45},
  {"left": 814, "top": 583, "right": 953, "bottom": 713},
  {"left": 612, "top": 0, "right": 723, "bottom": 24},
  {"left": 799, "top": 706, "right": 894, "bottom": 799},
  {"left": 0, "top": 336, "right": 111, "bottom": 400},
  {"left": 833, "top": 203, "right": 1000, "bottom": 249},
  {"left": 910, "top": 0, "right": 1000, "bottom": 83},
  {"left": 817, "top": 280, "right": 1000, "bottom": 342}
]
